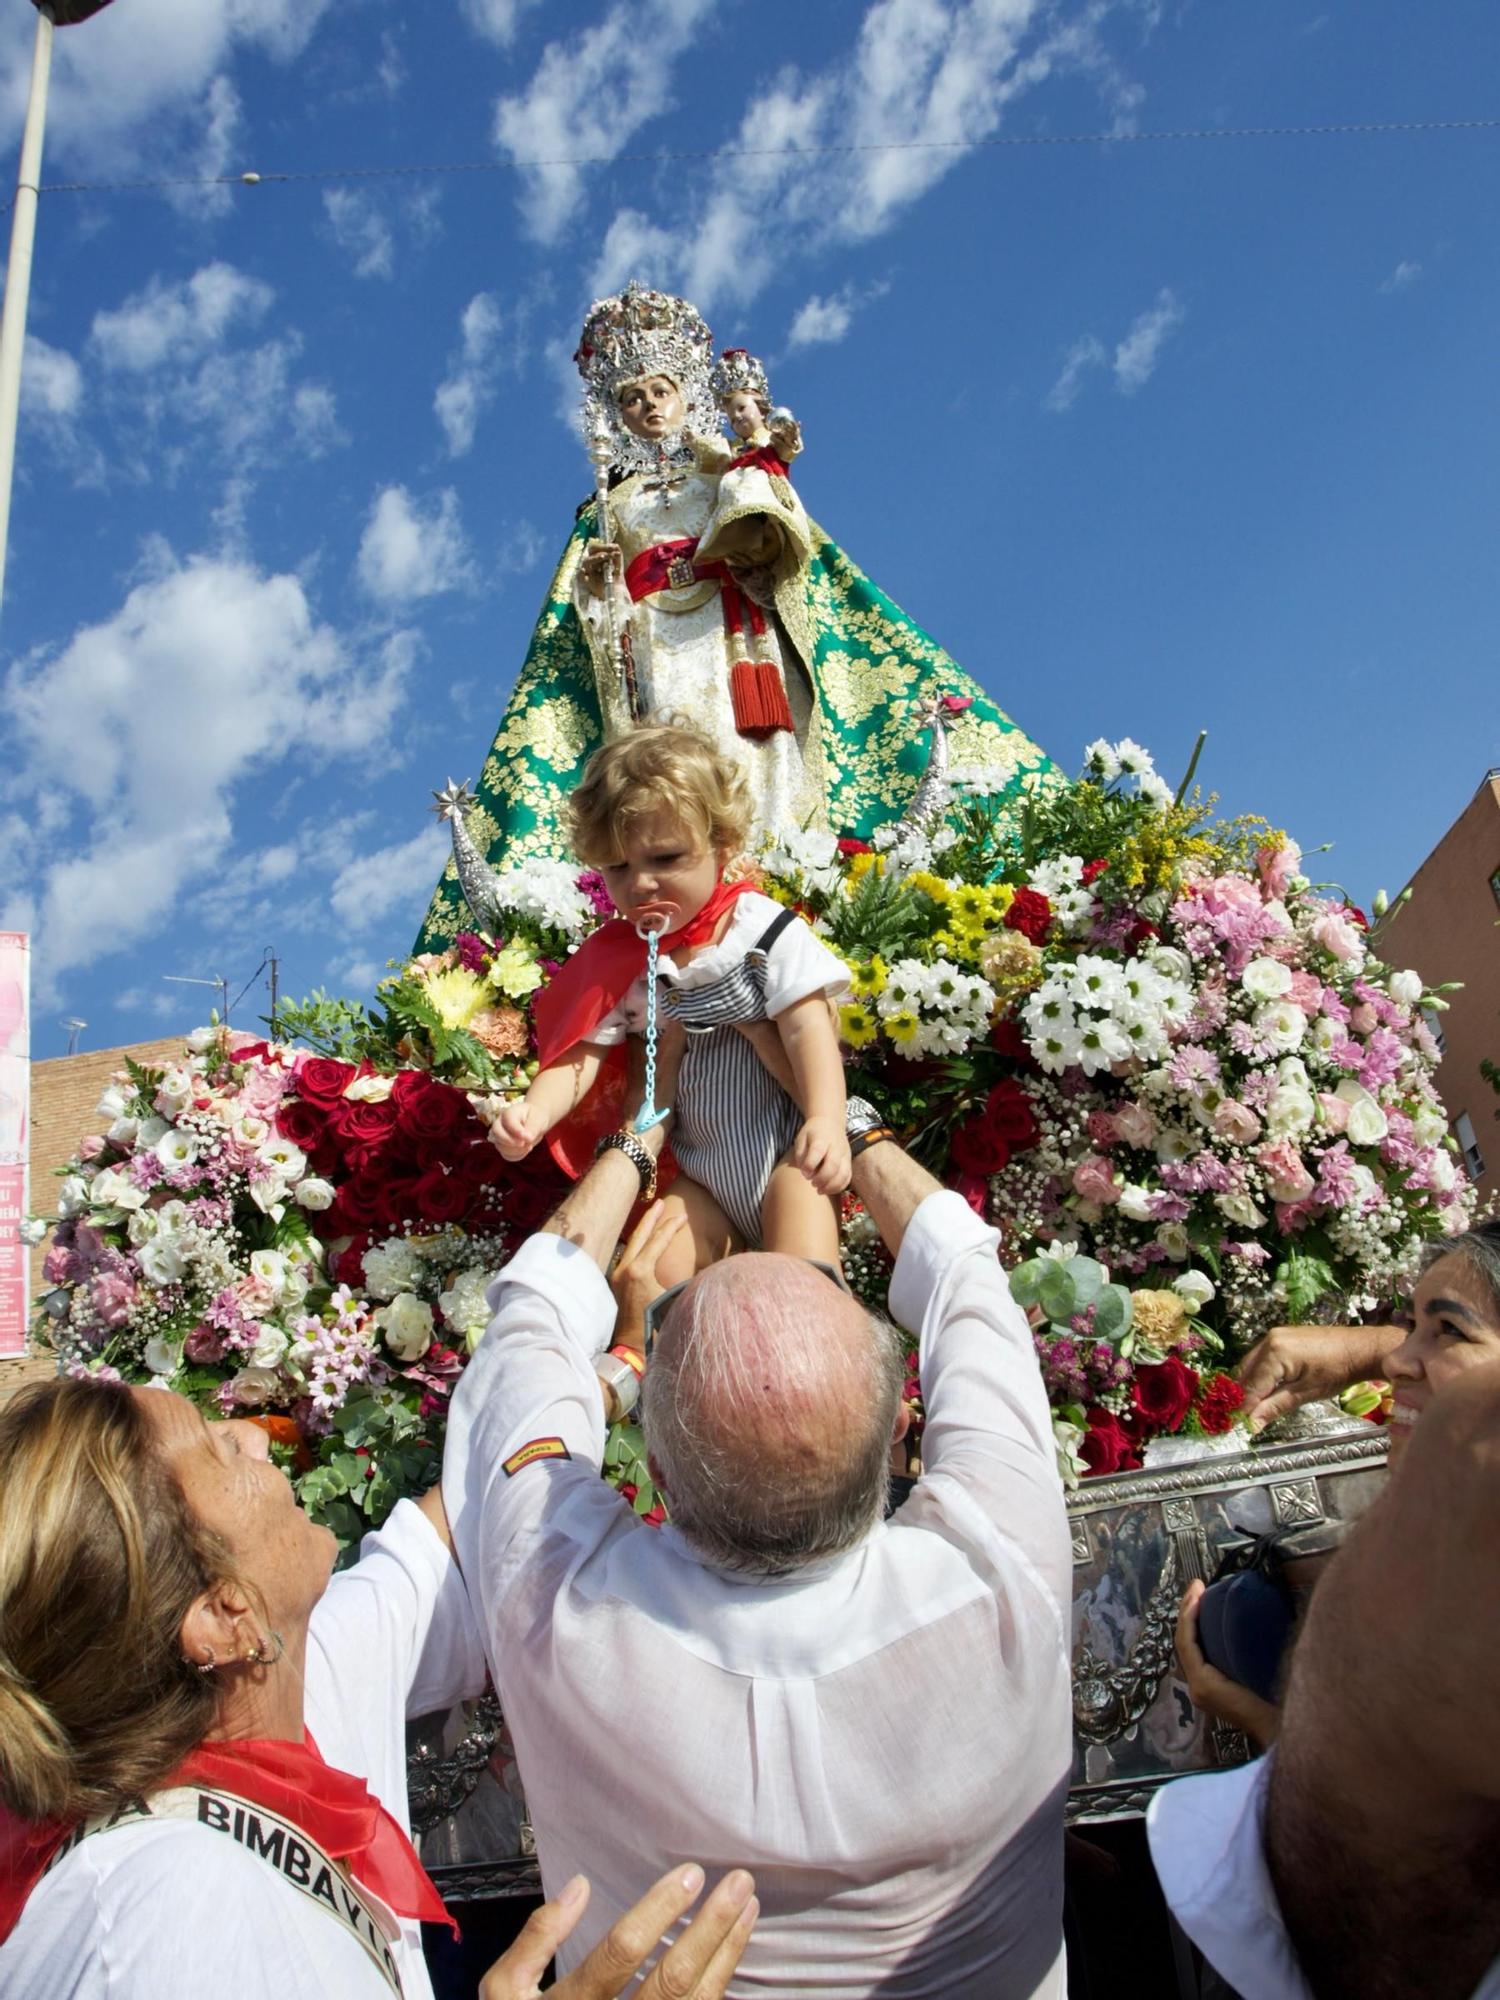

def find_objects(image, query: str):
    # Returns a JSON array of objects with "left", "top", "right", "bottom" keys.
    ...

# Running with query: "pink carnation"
[
  {"left": 1086, "top": 1111, "right": 1119, "bottom": 1147},
  {"left": 1286, "top": 969, "right": 1324, "bottom": 1014},
  {"left": 1256, "top": 839, "right": 1302, "bottom": 900},
  {"left": 1113, "top": 1100, "right": 1156, "bottom": 1147}
]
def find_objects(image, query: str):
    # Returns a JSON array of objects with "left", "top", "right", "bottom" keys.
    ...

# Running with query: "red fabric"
[
  {"left": 0, "top": 1731, "right": 454, "bottom": 1945},
  {"left": 534, "top": 878, "right": 758, "bottom": 1180},
  {"left": 725, "top": 443, "right": 792, "bottom": 477}
]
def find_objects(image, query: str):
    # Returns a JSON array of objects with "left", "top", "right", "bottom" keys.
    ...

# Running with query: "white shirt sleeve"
[
  {"left": 1146, "top": 1757, "right": 1316, "bottom": 2000},
  {"left": 760, "top": 911, "right": 851, "bottom": 1018},
  {"left": 441, "top": 1232, "right": 624, "bottom": 1616},
  {"left": 888, "top": 1190, "right": 1071, "bottom": 1624},
  {"left": 308, "top": 1498, "right": 488, "bottom": 1726}
]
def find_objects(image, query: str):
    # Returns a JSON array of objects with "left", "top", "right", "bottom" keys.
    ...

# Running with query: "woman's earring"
[
  {"left": 187, "top": 1650, "right": 217, "bottom": 1675},
  {"left": 243, "top": 1630, "right": 285, "bottom": 1669}
]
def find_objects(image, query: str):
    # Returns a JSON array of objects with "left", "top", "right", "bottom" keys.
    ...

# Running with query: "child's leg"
[
  {"left": 652, "top": 1174, "right": 743, "bottom": 1289},
  {"left": 761, "top": 1158, "right": 841, "bottom": 1264}
]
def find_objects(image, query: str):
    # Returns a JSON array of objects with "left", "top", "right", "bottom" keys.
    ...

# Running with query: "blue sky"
[{"left": 2, "top": 0, "right": 1496, "bottom": 1059}]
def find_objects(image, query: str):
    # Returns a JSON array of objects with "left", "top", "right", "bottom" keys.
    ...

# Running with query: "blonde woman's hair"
[
  {"left": 0, "top": 1379, "right": 238, "bottom": 1824},
  {"left": 569, "top": 716, "right": 752, "bottom": 867}
]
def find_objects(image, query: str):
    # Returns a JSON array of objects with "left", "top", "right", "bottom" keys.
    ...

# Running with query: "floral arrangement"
[{"left": 36, "top": 733, "right": 1473, "bottom": 1521}]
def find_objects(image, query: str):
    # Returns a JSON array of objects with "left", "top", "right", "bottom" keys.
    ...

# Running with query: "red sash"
[{"left": 0, "top": 1731, "right": 454, "bottom": 1944}]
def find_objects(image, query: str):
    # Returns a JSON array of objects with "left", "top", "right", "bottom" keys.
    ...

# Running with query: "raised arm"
[{"left": 779, "top": 992, "right": 850, "bottom": 1194}]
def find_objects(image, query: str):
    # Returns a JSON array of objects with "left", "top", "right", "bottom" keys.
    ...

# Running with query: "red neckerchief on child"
[
  {"left": 534, "top": 876, "right": 756, "bottom": 1068},
  {"left": 533, "top": 876, "right": 758, "bottom": 1180},
  {"left": 0, "top": 1730, "right": 455, "bottom": 1944}
]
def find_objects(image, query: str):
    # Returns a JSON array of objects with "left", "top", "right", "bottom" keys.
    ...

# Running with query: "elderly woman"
[
  {"left": 1175, "top": 1216, "right": 1500, "bottom": 1744},
  {"left": 0, "top": 1380, "right": 755, "bottom": 1990}
]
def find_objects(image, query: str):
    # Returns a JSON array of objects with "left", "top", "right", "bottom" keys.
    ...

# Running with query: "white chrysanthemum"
[
  {"left": 1074, "top": 1017, "right": 1131, "bottom": 1076},
  {"left": 362, "top": 1238, "right": 427, "bottom": 1302},
  {"left": 876, "top": 959, "right": 929, "bottom": 1018},
  {"left": 1029, "top": 1024, "right": 1084, "bottom": 1075},
  {"left": 1028, "top": 855, "right": 1084, "bottom": 899},
  {"left": 1114, "top": 737, "right": 1155, "bottom": 776},
  {"left": 1083, "top": 739, "right": 1121, "bottom": 780},
  {"left": 1137, "top": 772, "right": 1174, "bottom": 812},
  {"left": 1070, "top": 955, "right": 1127, "bottom": 1008},
  {"left": 440, "top": 1267, "right": 493, "bottom": 1341},
  {"left": 491, "top": 858, "right": 593, "bottom": 936}
]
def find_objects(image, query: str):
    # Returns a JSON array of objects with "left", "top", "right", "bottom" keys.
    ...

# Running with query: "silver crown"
[
  {"left": 710, "top": 347, "right": 771, "bottom": 409},
  {"left": 574, "top": 281, "right": 718, "bottom": 475}
]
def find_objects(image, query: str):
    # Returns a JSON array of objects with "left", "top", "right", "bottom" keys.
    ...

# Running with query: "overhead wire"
[{"left": 21, "top": 114, "right": 1500, "bottom": 204}]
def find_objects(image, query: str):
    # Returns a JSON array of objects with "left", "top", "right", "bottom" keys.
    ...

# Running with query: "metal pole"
[{"left": 0, "top": 5, "right": 54, "bottom": 622}]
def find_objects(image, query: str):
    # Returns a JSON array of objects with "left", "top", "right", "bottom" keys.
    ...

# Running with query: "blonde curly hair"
[{"left": 569, "top": 716, "right": 752, "bottom": 867}]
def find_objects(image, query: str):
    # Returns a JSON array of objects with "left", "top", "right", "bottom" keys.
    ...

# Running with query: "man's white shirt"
[{"left": 443, "top": 1189, "right": 1074, "bottom": 1997}]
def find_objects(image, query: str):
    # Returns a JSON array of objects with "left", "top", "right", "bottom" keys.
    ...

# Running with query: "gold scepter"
[{"left": 586, "top": 421, "right": 642, "bottom": 722}]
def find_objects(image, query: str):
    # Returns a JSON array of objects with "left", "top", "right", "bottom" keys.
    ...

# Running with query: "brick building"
[
  {"left": 0, "top": 1035, "right": 184, "bottom": 1403},
  {"left": 1376, "top": 770, "right": 1500, "bottom": 1204}
]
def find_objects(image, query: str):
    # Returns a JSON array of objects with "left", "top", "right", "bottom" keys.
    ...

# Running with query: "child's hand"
[
  {"left": 491, "top": 1097, "right": 545, "bottom": 1161},
  {"left": 791, "top": 1115, "right": 851, "bottom": 1196}
]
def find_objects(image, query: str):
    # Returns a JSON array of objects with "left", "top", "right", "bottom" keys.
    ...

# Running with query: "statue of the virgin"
[{"left": 416, "top": 282, "right": 1052, "bottom": 948}]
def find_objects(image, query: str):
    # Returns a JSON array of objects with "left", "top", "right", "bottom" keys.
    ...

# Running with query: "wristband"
[
  {"left": 609, "top": 1343, "right": 646, "bottom": 1378},
  {"left": 848, "top": 1123, "right": 896, "bottom": 1161},
  {"left": 595, "top": 1128, "right": 658, "bottom": 1203},
  {"left": 594, "top": 1350, "right": 642, "bottom": 1423}
]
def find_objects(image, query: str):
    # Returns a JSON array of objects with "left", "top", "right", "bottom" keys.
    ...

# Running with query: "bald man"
[{"left": 443, "top": 1095, "right": 1071, "bottom": 1999}]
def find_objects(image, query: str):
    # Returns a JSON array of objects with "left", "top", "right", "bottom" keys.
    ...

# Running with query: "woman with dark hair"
[{"left": 0, "top": 1376, "right": 755, "bottom": 1992}]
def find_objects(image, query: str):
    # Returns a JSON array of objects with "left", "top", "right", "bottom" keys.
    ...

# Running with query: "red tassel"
[{"left": 730, "top": 659, "right": 794, "bottom": 738}]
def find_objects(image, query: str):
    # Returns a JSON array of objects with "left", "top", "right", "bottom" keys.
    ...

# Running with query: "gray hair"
[
  {"left": 1418, "top": 1218, "right": 1500, "bottom": 1323},
  {"left": 641, "top": 1264, "right": 905, "bottom": 1578}
]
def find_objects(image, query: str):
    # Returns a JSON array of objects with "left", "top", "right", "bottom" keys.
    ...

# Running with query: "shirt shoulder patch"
[{"left": 502, "top": 1436, "right": 572, "bottom": 1477}]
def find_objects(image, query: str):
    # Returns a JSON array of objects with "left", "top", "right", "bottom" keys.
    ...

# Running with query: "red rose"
[
  {"left": 276, "top": 1099, "right": 327, "bottom": 1151},
  {"left": 1005, "top": 887, "right": 1052, "bottom": 945},
  {"left": 1081, "top": 858, "right": 1109, "bottom": 886},
  {"left": 837, "top": 837, "right": 872, "bottom": 855},
  {"left": 1131, "top": 1355, "right": 1200, "bottom": 1434},
  {"left": 989, "top": 1017, "right": 1029, "bottom": 1063},
  {"left": 949, "top": 1079, "right": 1040, "bottom": 1177},
  {"left": 1195, "top": 1373, "right": 1246, "bottom": 1435},
  {"left": 327, "top": 1177, "right": 386, "bottom": 1236},
  {"left": 1344, "top": 905, "right": 1369, "bottom": 931},
  {"left": 330, "top": 1234, "right": 370, "bottom": 1287},
  {"left": 501, "top": 1175, "right": 565, "bottom": 1235},
  {"left": 294, "top": 1056, "right": 356, "bottom": 1108},
  {"left": 374, "top": 1172, "right": 430, "bottom": 1234},
  {"left": 391, "top": 1071, "right": 472, "bottom": 1149},
  {"left": 331, "top": 1097, "right": 399, "bottom": 1151},
  {"left": 1080, "top": 1407, "right": 1140, "bottom": 1476},
  {"left": 408, "top": 1167, "right": 474, "bottom": 1228}
]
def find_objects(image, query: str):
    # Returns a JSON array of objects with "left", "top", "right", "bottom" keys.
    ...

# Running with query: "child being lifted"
[{"left": 490, "top": 719, "right": 850, "bottom": 1277}]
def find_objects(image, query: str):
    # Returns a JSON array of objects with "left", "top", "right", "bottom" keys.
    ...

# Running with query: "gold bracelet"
[{"left": 595, "top": 1128, "right": 658, "bottom": 1203}]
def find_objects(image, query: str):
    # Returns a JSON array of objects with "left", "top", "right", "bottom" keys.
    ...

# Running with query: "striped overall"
[{"left": 661, "top": 908, "right": 803, "bottom": 1246}]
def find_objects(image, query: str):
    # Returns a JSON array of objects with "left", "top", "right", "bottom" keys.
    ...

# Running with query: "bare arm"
[
  {"left": 777, "top": 992, "right": 849, "bottom": 1194},
  {"left": 491, "top": 1044, "right": 608, "bottom": 1160},
  {"left": 849, "top": 1138, "right": 943, "bottom": 1261},
  {"left": 1236, "top": 1322, "right": 1404, "bottom": 1429}
]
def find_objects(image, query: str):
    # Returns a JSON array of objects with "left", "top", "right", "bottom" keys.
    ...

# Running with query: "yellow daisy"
[
  {"left": 848, "top": 955, "right": 888, "bottom": 999},
  {"left": 839, "top": 1003, "right": 879, "bottom": 1049},
  {"left": 882, "top": 1007, "right": 922, "bottom": 1048}
]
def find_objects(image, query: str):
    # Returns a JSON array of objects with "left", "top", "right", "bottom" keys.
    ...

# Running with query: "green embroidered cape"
[{"left": 415, "top": 517, "right": 1054, "bottom": 951}]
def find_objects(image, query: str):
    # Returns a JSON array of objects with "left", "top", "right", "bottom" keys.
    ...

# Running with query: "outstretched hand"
[
  {"left": 488, "top": 1097, "right": 546, "bottom": 1163},
  {"left": 479, "top": 1865, "right": 757, "bottom": 2000},
  {"left": 1235, "top": 1323, "right": 1401, "bottom": 1430}
]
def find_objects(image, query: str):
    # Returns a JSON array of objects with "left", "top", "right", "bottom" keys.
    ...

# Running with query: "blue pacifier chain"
[{"left": 634, "top": 914, "right": 672, "bottom": 1135}]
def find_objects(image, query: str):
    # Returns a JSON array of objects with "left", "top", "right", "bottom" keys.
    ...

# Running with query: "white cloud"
[
  {"left": 1044, "top": 334, "right": 1106, "bottom": 413},
  {"left": 329, "top": 826, "right": 449, "bottom": 933},
  {"left": 1112, "top": 287, "right": 1183, "bottom": 394},
  {"left": 0, "top": 0, "right": 333, "bottom": 175},
  {"left": 323, "top": 188, "right": 396, "bottom": 281},
  {"left": 460, "top": 0, "right": 543, "bottom": 44},
  {"left": 357, "top": 486, "right": 475, "bottom": 604},
  {"left": 496, "top": 520, "right": 548, "bottom": 577},
  {"left": 493, "top": 0, "right": 721, "bottom": 242},
  {"left": 435, "top": 293, "right": 504, "bottom": 457},
  {"left": 90, "top": 263, "right": 273, "bottom": 374},
  {"left": 2, "top": 549, "right": 411, "bottom": 984},
  {"left": 291, "top": 384, "right": 346, "bottom": 457},
  {"left": 22, "top": 337, "right": 83, "bottom": 419},
  {"left": 1380, "top": 259, "right": 1423, "bottom": 294},
  {"left": 562, "top": 0, "right": 1144, "bottom": 322},
  {"left": 786, "top": 282, "right": 888, "bottom": 351}
]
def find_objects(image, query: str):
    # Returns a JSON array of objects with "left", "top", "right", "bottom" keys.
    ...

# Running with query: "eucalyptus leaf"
[
  {"left": 1037, "top": 1263, "right": 1078, "bottom": 1325},
  {"left": 1008, "top": 1259, "right": 1047, "bottom": 1310},
  {"left": 1092, "top": 1284, "right": 1134, "bottom": 1343},
  {"left": 1067, "top": 1256, "right": 1107, "bottom": 1309}
]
